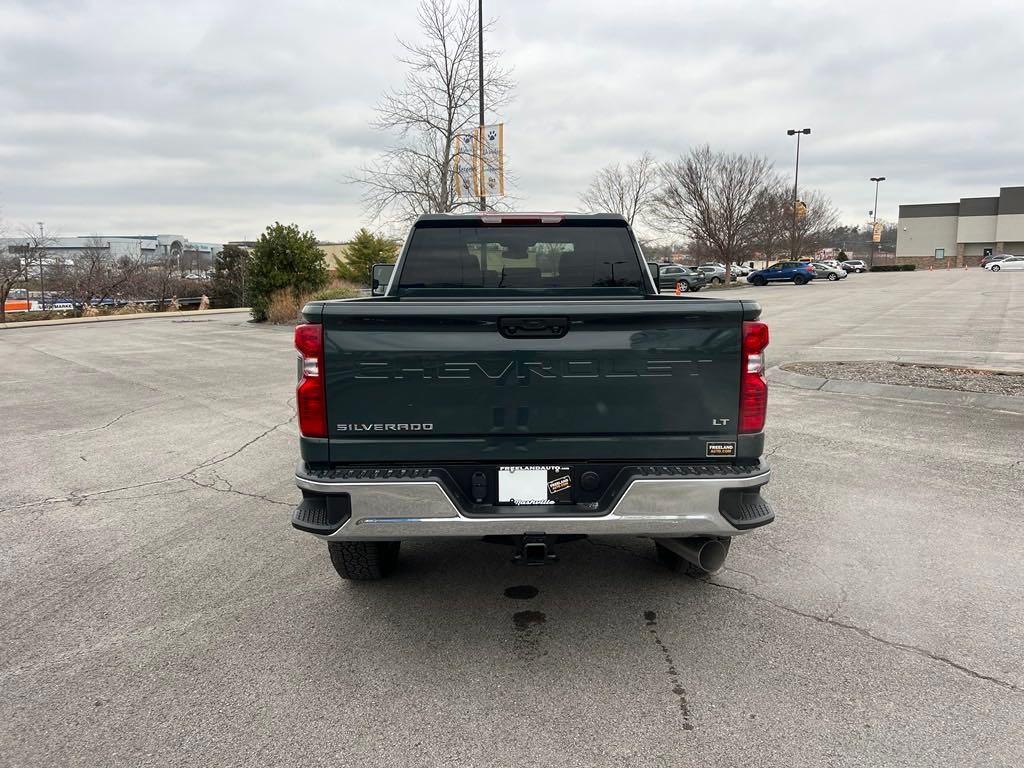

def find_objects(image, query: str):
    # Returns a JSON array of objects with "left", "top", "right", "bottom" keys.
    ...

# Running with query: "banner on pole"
[
  {"left": 454, "top": 131, "right": 479, "bottom": 199},
  {"left": 872, "top": 222, "right": 882, "bottom": 242},
  {"left": 479, "top": 123, "right": 505, "bottom": 197}
]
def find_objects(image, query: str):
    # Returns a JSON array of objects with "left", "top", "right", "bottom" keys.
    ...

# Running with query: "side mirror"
[
  {"left": 371, "top": 263, "right": 395, "bottom": 296},
  {"left": 646, "top": 262, "right": 661, "bottom": 284}
]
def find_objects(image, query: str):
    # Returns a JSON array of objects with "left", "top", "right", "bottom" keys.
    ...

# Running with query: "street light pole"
[
  {"left": 869, "top": 176, "right": 886, "bottom": 268},
  {"left": 478, "top": 0, "right": 486, "bottom": 212},
  {"left": 786, "top": 128, "right": 811, "bottom": 259},
  {"left": 36, "top": 221, "right": 45, "bottom": 311}
]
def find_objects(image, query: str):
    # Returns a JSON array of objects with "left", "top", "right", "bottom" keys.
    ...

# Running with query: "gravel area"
[{"left": 784, "top": 360, "right": 1024, "bottom": 397}]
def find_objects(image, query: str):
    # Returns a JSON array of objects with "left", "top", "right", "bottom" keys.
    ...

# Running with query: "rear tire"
[
  {"left": 679, "top": 281, "right": 690, "bottom": 292},
  {"left": 793, "top": 275, "right": 809, "bottom": 285},
  {"left": 328, "top": 541, "right": 400, "bottom": 581},
  {"left": 711, "top": 276, "right": 723, "bottom": 285}
]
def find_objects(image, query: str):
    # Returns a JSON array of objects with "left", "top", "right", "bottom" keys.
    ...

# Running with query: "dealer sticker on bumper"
[{"left": 706, "top": 441, "right": 736, "bottom": 457}]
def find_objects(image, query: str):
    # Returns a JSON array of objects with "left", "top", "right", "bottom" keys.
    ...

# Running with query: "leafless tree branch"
[
  {"left": 353, "top": 0, "right": 514, "bottom": 224},
  {"left": 579, "top": 152, "right": 659, "bottom": 227},
  {"left": 62, "top": 236, "right": 145, "bottom": 314},
  {"left": 790, "top": 189, "right": 840, "bottom": 259},
  {"left": 0, "top": 215, "right": 28, "bottom": 323},
  {"left": 653, "top": 146, "right": 774, "bottom": 277}
]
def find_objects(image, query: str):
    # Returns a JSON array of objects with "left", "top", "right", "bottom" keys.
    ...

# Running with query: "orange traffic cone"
[{"left": 675, "top": 281, "right": 682, "bottom": 296}]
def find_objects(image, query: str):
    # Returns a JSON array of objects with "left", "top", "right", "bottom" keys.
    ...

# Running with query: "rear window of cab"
[{"left": 396, "top": 222, "right": 646, "bottom": 295}]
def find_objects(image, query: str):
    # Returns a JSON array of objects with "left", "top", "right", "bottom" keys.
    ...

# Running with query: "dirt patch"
[{"left": 784, "top": 361, "right": 1024, "bottom": 398}]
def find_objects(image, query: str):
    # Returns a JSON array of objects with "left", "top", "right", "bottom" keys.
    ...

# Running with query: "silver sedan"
[{"left": 810, "top": 263, "right": 848, "bottom": 281}]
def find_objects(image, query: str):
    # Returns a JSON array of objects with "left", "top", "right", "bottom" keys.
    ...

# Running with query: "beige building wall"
[
  {"left": 319, "top": 242, "right": 352, "bottom": 269},
  {"left": 956, "top": 215, "right": 997, "bottom": 243},
  {"left": 896, "top": 215, "right": 958, "bottom": 258},
  {"left": 963, "top": 242, "right": 996, "bottom": 257},
  {"left": 995, "top": 214, "right": 1024, "bottom": 243}
]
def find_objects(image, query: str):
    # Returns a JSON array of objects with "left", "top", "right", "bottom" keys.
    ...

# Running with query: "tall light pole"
[
  {"left": 786, "top": 128, "right": 811, "bottom": 258},
  {"left": 36, "top": 221, "right": 45, "bottom": 311},
  {"left": 869, "top": 177, "right": 886, "bottom": 267},
  {"left": 478, "top": 0, "right": 486, "bottom": 212}
]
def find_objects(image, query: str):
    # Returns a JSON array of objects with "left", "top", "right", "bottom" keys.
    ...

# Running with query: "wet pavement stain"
[
  {"left": 513, "top": 610, "right": 546, "bottom": 629},
  {"left": 644, "top": 610, "right": 694, "bottom": 731},
  {"left": 504, "top": 585, "right": 539, "bottom": 600},
  {"left": 512, "top": 610, "right": 547, "bottom": 661}
]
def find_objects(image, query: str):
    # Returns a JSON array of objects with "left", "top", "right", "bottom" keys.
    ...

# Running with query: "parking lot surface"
[{"left": 2, "top": 270, "right": 1022, "bottom": 767}]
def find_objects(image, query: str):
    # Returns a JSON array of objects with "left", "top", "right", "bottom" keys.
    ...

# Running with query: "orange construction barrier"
[{"left": 675, "top": 281, "right": 681, "bottom": 296}]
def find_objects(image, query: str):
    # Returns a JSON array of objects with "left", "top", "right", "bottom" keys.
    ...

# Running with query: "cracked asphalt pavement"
[{"left": 1, "top": 271, "right": 1022, "bottom": 767}]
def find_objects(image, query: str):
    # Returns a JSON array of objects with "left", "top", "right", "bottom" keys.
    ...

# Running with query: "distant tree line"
[{"left": 578, "top": 146, "right": 843, "bottom": 275}]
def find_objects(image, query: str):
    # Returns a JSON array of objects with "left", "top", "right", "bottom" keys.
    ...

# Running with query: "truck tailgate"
[{"left": 319, "top": 299, "right": 746, "bottom": 463}]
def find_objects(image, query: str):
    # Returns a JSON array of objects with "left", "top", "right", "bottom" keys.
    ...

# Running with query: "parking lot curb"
[
  {"left": 768, "top": 366, "right": 1024, "bottom": 414},
  {"left": 1, "top": 308, "right": 251, "bottom": 330}
]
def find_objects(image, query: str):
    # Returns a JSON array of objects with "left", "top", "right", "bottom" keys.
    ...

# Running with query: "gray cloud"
[{"left": 1, "top": 0, "right": 1023, "bottom": 241}]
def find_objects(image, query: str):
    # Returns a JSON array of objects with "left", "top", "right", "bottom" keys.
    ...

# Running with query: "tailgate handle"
[{"left": 498, "top": 317, "right": 569, "bottom": 339}]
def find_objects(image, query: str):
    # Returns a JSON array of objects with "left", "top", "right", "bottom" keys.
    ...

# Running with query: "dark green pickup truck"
[{"left": 292, "top": 213, "right": 774, "bottom": 580}]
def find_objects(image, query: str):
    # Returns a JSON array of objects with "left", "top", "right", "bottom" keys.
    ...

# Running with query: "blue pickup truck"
[{"left": 747, "top": 261, "right": 817, "bottom": 286}]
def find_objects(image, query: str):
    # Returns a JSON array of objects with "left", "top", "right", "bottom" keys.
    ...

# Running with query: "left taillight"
[
  {"left": 294, "top": 323, "right": 326, "bottom": 438},
  {"left": 739, "top": 321, "right": 769, "bottom": 434}
]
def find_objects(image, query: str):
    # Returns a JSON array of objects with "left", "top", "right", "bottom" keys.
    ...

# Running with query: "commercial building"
[
  {"left": 1, "top": 234, "right": 222, "bottom": 274},
  {"left": 897, "top": 186, "right": 1024, "bottom": 267}
]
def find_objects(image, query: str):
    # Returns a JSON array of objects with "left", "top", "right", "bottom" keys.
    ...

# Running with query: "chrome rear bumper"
[{"left": 294, "top": 464, "right": 772, "bottom": 540}]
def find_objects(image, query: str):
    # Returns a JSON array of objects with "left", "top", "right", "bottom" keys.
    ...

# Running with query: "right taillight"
[
  {"left": 739, "top": 321, "right": 769, "bottom": 434},
  {"left": 294, "top": 323, "right": 326, "bottom": 438}
]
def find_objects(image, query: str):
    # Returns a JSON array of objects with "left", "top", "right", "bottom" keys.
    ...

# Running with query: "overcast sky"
[{"left": 2, "top": 0, "right": 1023, "bottom": 243}]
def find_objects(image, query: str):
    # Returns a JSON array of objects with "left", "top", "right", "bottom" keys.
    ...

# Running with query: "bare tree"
[
  {"left": 653, "top": 146, "right": 774, "bottom": 279},
  {"left": 579, "top": 152, "right": 659, "bottom": 227},
  {"left": 749, "top": 179, "right": 791, "bottom": 268},
  {"left": 354, "top": 0, "right": 514, "bottom": 222},
  {"left": 63, "top": 236, "right": 144, "bottom": 315},
  {"left": 15, "top": 223, "right": 63, "bottom": 310},
  {"left": 0, "top": 216, "right": 28, "bottom": 323},
  {"left": 683, "top": 239, "right": 721, "bottom": 266},
  {"left": 145, "top": 249, "right": 179, "bottom": 311},
  {"left": 791, "top": 190, "right": 840, "bottom": 259}
]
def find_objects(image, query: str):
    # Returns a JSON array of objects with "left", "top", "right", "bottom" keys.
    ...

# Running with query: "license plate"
[{"left": 498, "top": 466, "right": 573, "bottom": 505}]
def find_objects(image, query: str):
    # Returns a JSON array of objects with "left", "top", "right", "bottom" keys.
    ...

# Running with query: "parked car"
[
  {"left": 840, "top": 259, "right": 867, "bottom": 273},
  {"left": 981, "top": 253, "right": 1014, "bottom": 267},
  {"left": 658, "top": 264, "right": 707, "bottom": 292},
  {"left": 746, "top": 261, "right": 817, "bottom": 286},
  {"left": 985, "top": 255, "right": 1024, "bottom": 271},
  {"left": 810, "top": 263, "right": 848, "bottom": 281},
  {"left": 701, "top": 262, "right": 749, "bottom": 277},
  {"left": 291, "top": 211, "right": 775, "bottom": 581},
  {"left": 696, "top": 265, "right": 727, "bottom": 284}
]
